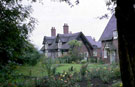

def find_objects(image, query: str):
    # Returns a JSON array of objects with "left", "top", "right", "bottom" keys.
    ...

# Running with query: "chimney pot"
[
  {"left": 51, "top": 27, "right": 56, "bottom": 36},
  {"left": 63, "top": 23, "right": 69, "bottom": 34}
]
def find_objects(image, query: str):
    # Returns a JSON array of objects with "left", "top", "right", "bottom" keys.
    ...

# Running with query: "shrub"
[
  {"left": 88, "top": 65, "right": 121, "bottom": 83},
  {"left": 98, "top": 59, "right": 105, "bottom": 64},
  {"left": 89, "top": 58, "right": 97, "bottom": 63},
  {"left": 81, "top": 59, "right": 87, "bottom": 64},
  {"left": 18, "top": 43, "right": 42, "bottom": 66},
  {"left": 111, "top": 66, "right": 121, "bottom": 79},
  {"left": 111, "top": 82, "right": 123, "bottom": 87},
  {"left": 42, "top": 58, "right": 56, "bottom": 76},
  {"left": 40, "top": 72, "right": 79, "bottom": 87},
  {"left": 80, "top": 64, "right": 88, "bottom": 76}
]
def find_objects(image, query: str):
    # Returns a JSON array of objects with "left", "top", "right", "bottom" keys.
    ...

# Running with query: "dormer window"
[{"left": 113, "top": 30, "right": 118, "bottom": 39}]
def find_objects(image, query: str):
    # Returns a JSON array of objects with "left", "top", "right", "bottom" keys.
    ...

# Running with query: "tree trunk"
[{"left": 116, "top": 0, "right": 135, "bottom": 87}]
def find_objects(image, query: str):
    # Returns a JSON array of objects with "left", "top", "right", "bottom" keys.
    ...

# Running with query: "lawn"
[
  {"left": 14, "top": 61, "right": 121, "bottom": 87},
  {"left": 15, "top": 62, "right": 106, "bottom": 77}
]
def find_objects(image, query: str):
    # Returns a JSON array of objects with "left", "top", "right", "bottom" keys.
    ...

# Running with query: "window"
[
  {"left": 93, "top": 50, "right": 97, "bottom": 56},
  {"left": 104, "top": 49, "right": 107, "bottom": 58},
  {"left": 58, "top": 40, "right": 62, "bottom": 48},
  {"left": 45, "top": 43, "right": 48, "bottom": 49},
  {"left": 105, "top": 43, "right": 109, "bottom": 49},
  {"left": 83, "top": 52, "right": 88, "bottom": 57},
  {"left": 113, "top": 30, "right": 118, "bottom": 39}
]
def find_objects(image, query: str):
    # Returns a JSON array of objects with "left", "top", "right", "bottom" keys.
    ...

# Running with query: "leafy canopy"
[{"left": 0, "top": 0, "right": 36, "bottom": 66}]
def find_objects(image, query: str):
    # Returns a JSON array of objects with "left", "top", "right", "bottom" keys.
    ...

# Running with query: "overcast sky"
[{"left": 28, "top": 0, "right": 112, "bottom": 49}]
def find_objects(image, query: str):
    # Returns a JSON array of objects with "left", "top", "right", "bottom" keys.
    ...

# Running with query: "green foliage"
[
  {"left": 42, "top": 58, "right": 57, "bottom": 76},
  {"left": 87, "top": 65, "right": 121, "bottom": 83},
  {"left": 111, "top": 82, "right": 123, "bottom": 87},
  {"left": 89, "top": 58, "right": 97, "bottom": 63},
  {"left": 80, "top": 64, "right": 88, "bottom": 76},
  {"left": 80, "top": 59, "right": 87, "bottom": 64},
  {"left": 68, "top": 40, "right": 82, "bottom": 48},
  {"left": 39, "top": 72, "right": 79, "bottom": 87},
  {"left": 0, "top": 0, "right": 36, "bottom": 66},
  {"left": 18, "top": 42, "right": 41, "bottom": 66},
  {"left": 57, "top": 55, "right": 70, "bottom": 63},
  {"left": 68, "top": 40, "right": 84, "bottom": 63},
  {"left": 97, "top": 59, "right": 105, "bottom": 64}
]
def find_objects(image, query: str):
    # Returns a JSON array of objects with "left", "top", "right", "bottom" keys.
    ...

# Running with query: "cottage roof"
[
  {"left": 43, "top": 36, "right": 56, "bottom": 44},
  {"left": 99, "top": 14, "right": 117, "bottom": 41},
  {"left": 86, "top": 36, "right": 101, "bottom": 48},
  {"left": 41, "top": 32, "right": 93, "bottom": 51}
]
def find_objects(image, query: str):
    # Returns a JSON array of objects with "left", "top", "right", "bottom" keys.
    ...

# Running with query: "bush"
[
  {"left": 88, "top": 65, "right": 121, "bottom": 83},
  {"left": 39, "top": 72, "right": 79, "bottom": 87},
  {"left": 89, "top": 58, "right": 97, "bottom": 63},
  {"left": 98, "top": 59, "right": 105, "bottom": 64},
  {"left": 56, "top": 56, "right": 68, "bottom": 63},
  {"left": 18, "top": 42, "right": 42, "bottom": 66},
  {"left": 80, "top": 64, "right": 88, "bottom": 76},
  {"left": 111, "top": 82, "right": 123, "bottom": 87},
  {"left": 42, "top": 58, "right": 57, "bottom": 76},
  {"left": 81, "top": 59, "right": 87, "bottom": 64}
]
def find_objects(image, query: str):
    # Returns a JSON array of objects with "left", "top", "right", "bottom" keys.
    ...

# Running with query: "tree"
[
  {"left": 18, "top": 42, "right": 41, "bottom": 65},
  {"left": 0, "top": 0, "right": 36, "bottom": 67},
  {"left": 116, "top": 0, "right": 135, "bottom": 87},
  {"left": 68, "top": 40, "right": 83, "bottom": 62}
]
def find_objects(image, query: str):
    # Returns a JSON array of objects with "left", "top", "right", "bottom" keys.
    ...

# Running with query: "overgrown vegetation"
[
  {"left": 9, "top": 60, "right": 121, "bottom": 87},
  {"left": 0, "top": 42, "right": 42, "bottom": 86},
  {"left": 18, "top": 42, "right": 42, "bottom": 66}
]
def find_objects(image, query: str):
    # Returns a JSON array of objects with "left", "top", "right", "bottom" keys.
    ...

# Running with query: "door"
[{"left": 110, "top": 51, "right": 116, "bottom": 64}]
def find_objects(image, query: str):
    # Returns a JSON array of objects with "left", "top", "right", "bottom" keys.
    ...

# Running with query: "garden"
[{"left": 0, "top": 56, "right": 122, "bottom": 87}]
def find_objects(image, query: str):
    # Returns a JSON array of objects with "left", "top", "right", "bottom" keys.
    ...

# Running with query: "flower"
[
  {"left": 65, "top": 72, "right": 67, "bottom": 75},
  {"left": 103, "top": 67, "right": 106, "bottom": 69},
  {"left": 70, "top": 75, "right": 72, "bottom": 78},
  {"left": 63, "top": 75, "right": 65, "bottom": 77},
  {"left": 64, "top": 80, "right": 67, "bottom": 83},
  {"left": 120, "top": 83, "right": 123, "bottom": 87}
]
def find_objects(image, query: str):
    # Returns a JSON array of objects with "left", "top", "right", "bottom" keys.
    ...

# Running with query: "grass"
[
  {"left": 55, "top": 63, "right": 82, "bottom": 73},
  {"left": 15, "top": 61, "right": 47, "bottom": 77},
  {"left": 15, "top": 62, "right": 107, "bottom": 77}
]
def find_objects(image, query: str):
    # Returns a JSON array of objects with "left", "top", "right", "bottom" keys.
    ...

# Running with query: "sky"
[{"left": 28, "top": 0, "right": 112, "bottom": 49}]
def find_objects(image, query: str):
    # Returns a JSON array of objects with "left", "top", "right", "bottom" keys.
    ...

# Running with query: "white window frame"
[
  {"left": 58, "top": 40, "right": 62, "bottom": 48},
  {"left": 93, "top": 50, "right": 97, "bottom": 56},
  {"left": 45, "top": 43, "right": 48, "bottom": 49},
  {"left": 104, "top": 49, "right": 107, "bottom": 58},
  {"left": 113, "top": 30, "right": 118, "bottom": 39}
]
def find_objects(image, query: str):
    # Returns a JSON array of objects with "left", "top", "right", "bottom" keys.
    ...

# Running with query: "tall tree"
[
  {"left": 116, "top": 0, "right": 135, "bottom": 87},
  {"left": 0, "top": 0, "right": 36, "bottom": 66}
]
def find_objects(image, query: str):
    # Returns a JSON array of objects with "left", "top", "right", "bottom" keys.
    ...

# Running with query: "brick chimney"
[
  {"left": 63, "top": 23, "right": 69, "bottom": 34},
  {"left": 51, "top": 27, "right": 56, "bottom": 36},
  {"left": 93, "top": 37, "right": 96, "bottom": 41}
]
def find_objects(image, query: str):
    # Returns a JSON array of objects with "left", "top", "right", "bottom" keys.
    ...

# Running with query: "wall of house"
[
  {"left": 113, "top": 39, "right": 119, "bottom": 62},
  {"left": 47, "top": 51, "right": 58, "bottom": 58},
  {"left": 79, "top": 41, "right": 90, "bottom": 58},
  {"left": 101, "top": 39, "right": 119, "bottom": 63},
  {"left": 101, "top": 41, "right": 110, "bottom": 63},
  {"left": 97, "top": 48, "right": 102, "bottom": 59}
]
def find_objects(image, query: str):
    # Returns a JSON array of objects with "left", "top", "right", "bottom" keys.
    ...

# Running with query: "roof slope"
[
  {"left": 41, "top": 32, "right": 93, "bottom": 51},
  {"left": 86, "top": 36, "right": 101, "bottom": 48},
  {"left": 99, "top": 14, "right": 117, "bottom": 41}
]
